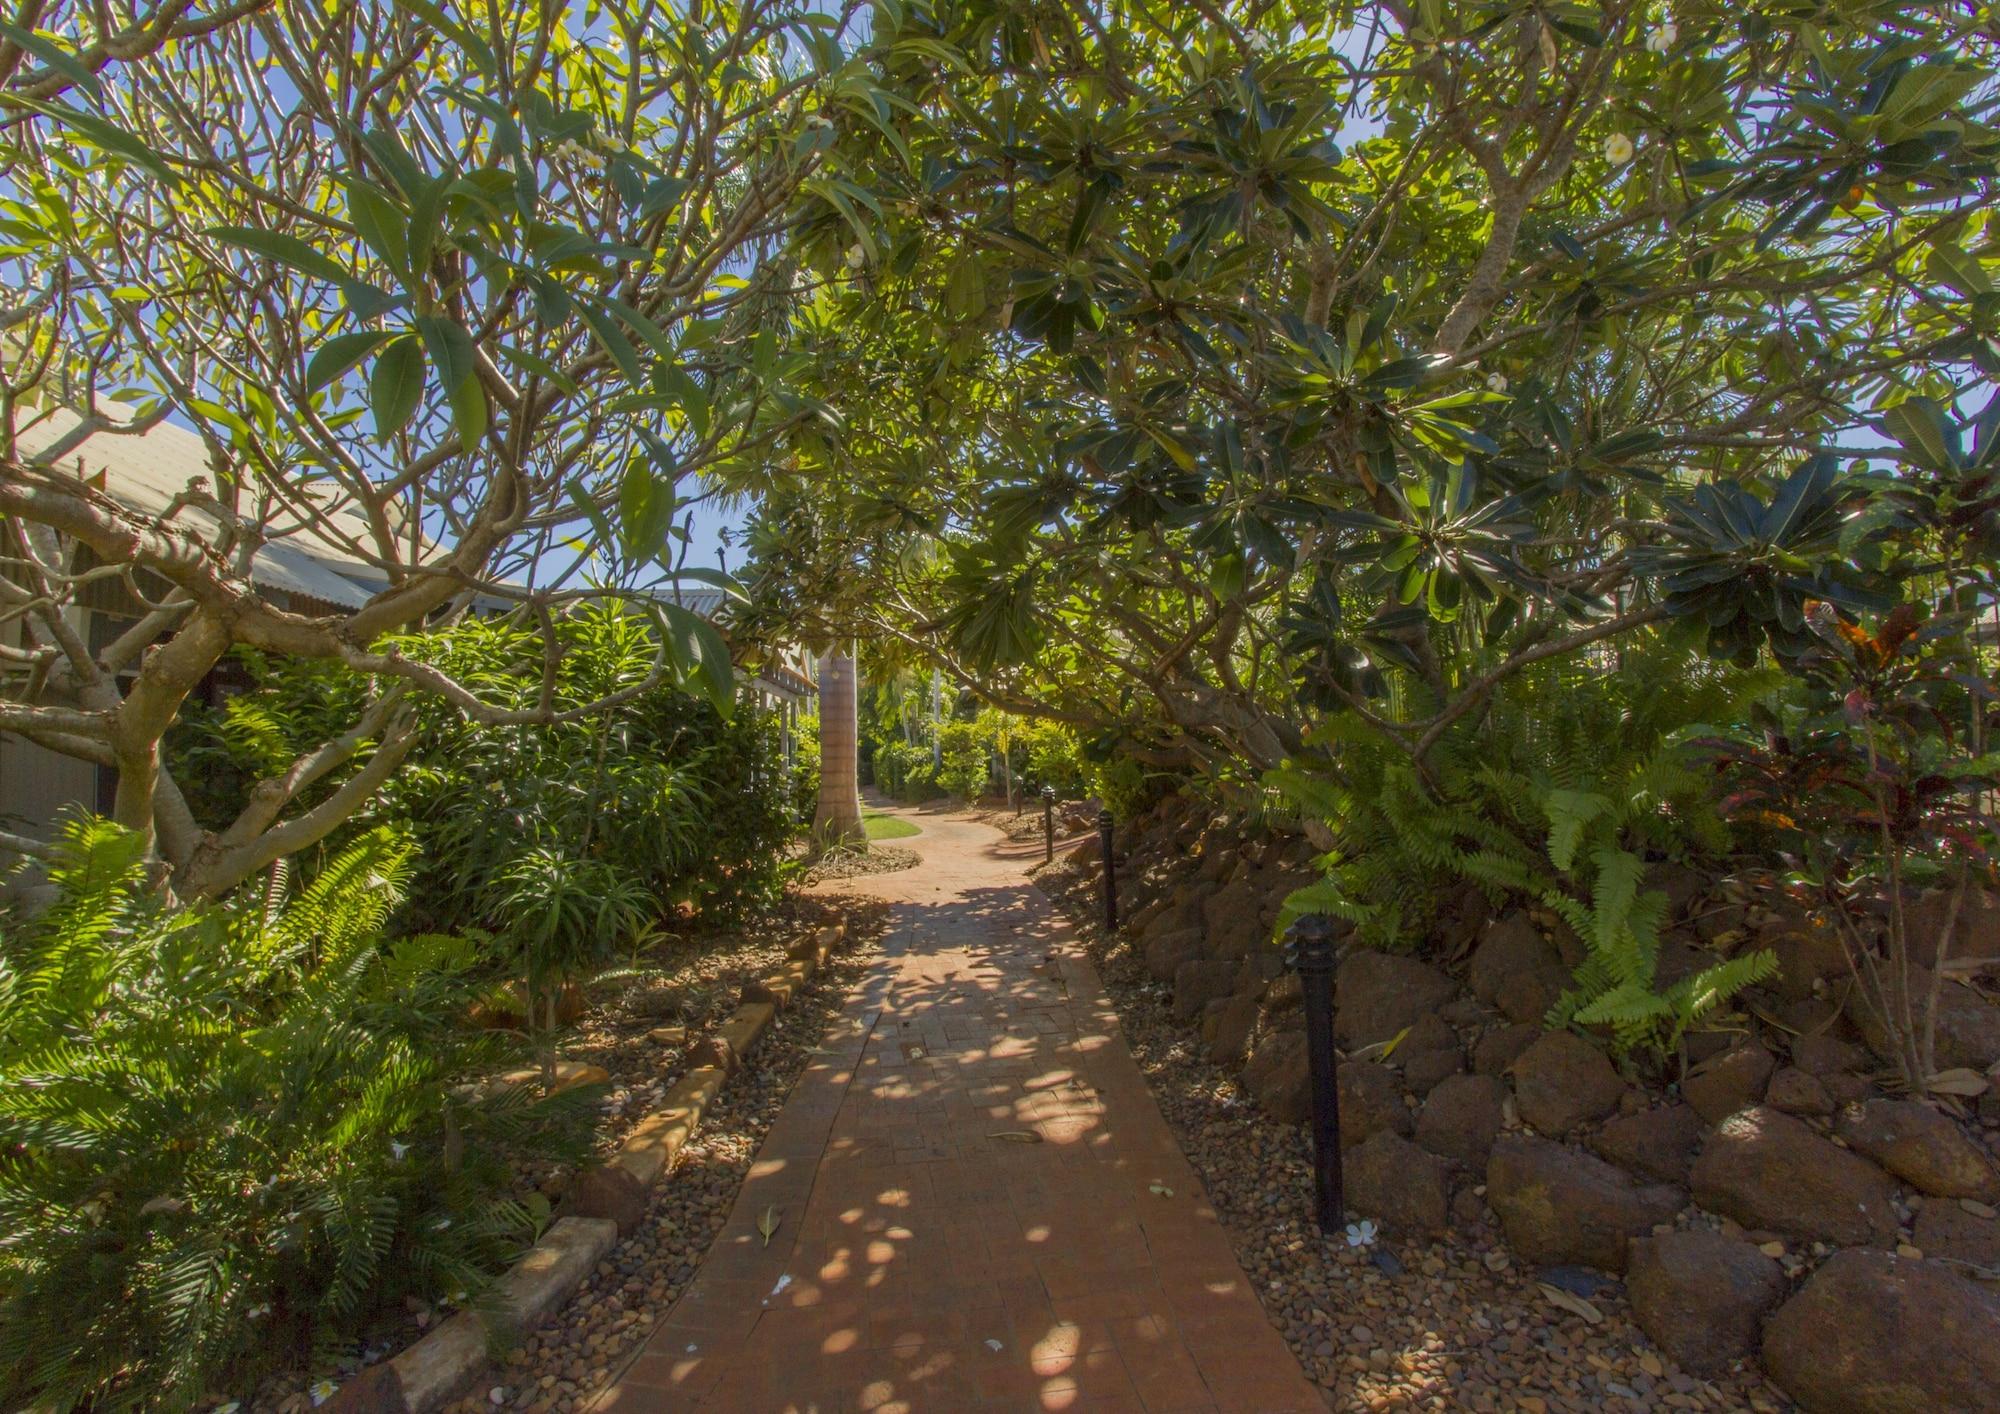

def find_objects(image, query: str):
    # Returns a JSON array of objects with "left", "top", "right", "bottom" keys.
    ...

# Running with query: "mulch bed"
[
  {"left": 797, "top": 844, "right": 920, "bottom": 884},
  {"left": 1036, "top": 861, "right": 1790, "bottom": 1414}
]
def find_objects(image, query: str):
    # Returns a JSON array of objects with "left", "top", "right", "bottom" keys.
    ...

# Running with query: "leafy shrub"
[
  {"left": 1019, "top": 720, "right": 1086, "bottom": 797},
  {"left": 169, "top": 602, "right": 801, "bottom": 934},
  {"left": 1704, "top": 602, "right": 2000, "bottom": 1085},
  {"left": 0, "top": 823, "right": 592, "bottom": 1412},
  {"left": 1270, "top": 634, "right": 1781, "bottom": 1058},
  {"left": 787, "top": 710, "right": 822, "bottom": 821},
  {"left": 872, "top": 738, "right": 944, "bottom": 802},
  {"left": 1092, "top": 752, "right": 1163, "bottom": 821},
  {"left": 937, "top": 719, "right": 992, "bottom": 800}
]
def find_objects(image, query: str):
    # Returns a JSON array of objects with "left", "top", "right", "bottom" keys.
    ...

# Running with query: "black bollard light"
[
  {"left": 1098, "top": 808, "right": 1118, "bottom": 932},
  {"left": 1042, "top": 785, "right": 1056, "bottom": 864},
  {"left": 1285, "top": 913, "right": 1344, "bottom": 1233}
]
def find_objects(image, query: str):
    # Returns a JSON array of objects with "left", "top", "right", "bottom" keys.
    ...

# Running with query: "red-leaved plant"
[{"left": 1701, "top": 601, "right": 1999, "bottom": 1090}]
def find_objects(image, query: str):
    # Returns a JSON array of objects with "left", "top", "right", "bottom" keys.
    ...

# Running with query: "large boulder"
[
  {"left": 1762, "top": 1249, "right": 2000, "bottom": 1413},
  {"left": 1590, "top": 1103, "right": 1703, "bottom": 1186},
  {"left": 1486, "top": 1135, "right": 1683, "bottom": 1272},
  {"left": 1143, "top": 925, "right": 1206, "bottom": 982},
  {"left": 1689, "top": 1107, "right": 1900, "bottom": 1248},
  {"left": 1682, "top": 1040, "right": 1776, "bottom": 1125},
  {"left": 1172, "top": 958, "right": 1239, "bottom": 1022},
  {"left": 1472, "top": 1022, "right": 1539, "bottom": 1076},
  {"left": 1415, "top": 1073, "right": 1506, "bottom": 1170},
  {"left": 1242, "top": 1031, "right": 1309, "bottom": 1123},
  {"left": 1792, "top": 1033, "right": 1870, "bottom": 1076},
  {"left": 1338, "top": 1059, "right": 1413, "bottom": 1148},
  {"left": 1625, "top": 1230, "right": 1786, "bottom": 1376},
  {"left": 1903, "top": 886, "right": 2000, "bottom": 970},
  {"left": 1202, "top": 878, "right": 1268, "bottom": 960},
  {"left": 1645, "top": 862, "right": 1709, "bottom": 920},
  {"left": 1201, "top": 993, "right": 1261, "bottom": 1067},
  {"left": 1766, "top": 1066, "right": 1835, "bottom": 1116},
  {"left": 1510, "top": 1030, "right": 1625, "bottom": 1135},
  {"left": 1913, "top": 1200, "right": 2000, "bottom": 1268},
  {"left": 1762, "top": 915, "right": 1850, "bottom": 1002},
  {"left": 1855, "top": 967, "right": 2000, "bottom": 1072},
  {"left": 1393, "top": 1013, "right": 1464, "bottom": 1096},
  {"left": 1468, "top": 914, "right": 1573, "bottom": 1024},
  {"left": 1401, "top": 1041, "right": 1466, "bottom": 1097},
  {"left": 1346, "top": 1131, "right": 1451, "bottom": 1236},
  {"left": 1835, "top": 1098, "right": 2000, "bottom": 1201},
  {"left": 1334, "top": 951, "right": 1462, "bottom": 1050}
]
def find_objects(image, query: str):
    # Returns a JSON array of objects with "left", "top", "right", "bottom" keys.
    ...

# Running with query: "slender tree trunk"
[{"left": 812, "top": 648, "right": 866, "bottom": 852}]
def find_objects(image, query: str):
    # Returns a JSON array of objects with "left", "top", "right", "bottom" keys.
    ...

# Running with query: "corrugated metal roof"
[
  {"left": 14, "top": 409, "right": 785, "bottom": 647},
  {"left": 16, "top": 408, "right": 417, "bottom": 611}
]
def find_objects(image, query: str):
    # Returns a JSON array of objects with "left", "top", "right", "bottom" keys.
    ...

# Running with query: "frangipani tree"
[
  {"left": 0, "top": 0, "right": 910, "bottom": 897},
  {"left": 729, "top": 0, "right": 1999, "bottom": 791}
]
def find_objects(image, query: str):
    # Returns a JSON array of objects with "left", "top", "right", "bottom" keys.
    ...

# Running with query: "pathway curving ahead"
[{"left": 592, "top": 804, "right": 1324, "bottom": 1413}]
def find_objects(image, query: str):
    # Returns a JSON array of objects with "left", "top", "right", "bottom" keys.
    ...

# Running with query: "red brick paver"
[{"left": 592, "top": 806, "right": 1324, "bottom": 1413}]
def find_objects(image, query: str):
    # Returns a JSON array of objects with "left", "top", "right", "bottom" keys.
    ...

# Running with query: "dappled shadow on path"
[{"left": 592, "top": 811, "right": 1321, "bottom": 1414}]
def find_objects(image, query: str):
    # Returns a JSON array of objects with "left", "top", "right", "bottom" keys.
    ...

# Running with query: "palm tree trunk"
[{"left": 812, "top": 648, "right": 866, "bottom": 851}]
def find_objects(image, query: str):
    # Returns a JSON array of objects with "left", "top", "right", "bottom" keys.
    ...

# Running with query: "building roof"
[
  {"left": 17, "top": 405, "right": 819, "bottom": 700},
  {"left": 19, "top": 407, "right": 396, "bottom": 611}
]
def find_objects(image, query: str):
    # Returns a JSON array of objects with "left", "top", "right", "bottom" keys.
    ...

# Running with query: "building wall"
[{"left": 0, "top": 732, "right": 98, "bottom": 843}]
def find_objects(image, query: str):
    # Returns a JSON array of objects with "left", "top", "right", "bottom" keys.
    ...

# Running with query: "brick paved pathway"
[{"left": 592, "top": 805, "right": 1324, "bottom": 1413}]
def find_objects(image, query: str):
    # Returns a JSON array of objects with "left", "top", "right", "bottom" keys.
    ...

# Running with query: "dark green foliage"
[
  {"left": 1269, "top": 633, "right": 1781, "bottom": 1056},
  {"left": 169, "top": 602, "right": 806, "bottom": 941},
  {"left": 0, "top": 823, "right": 594, "bottom": 1412},
  {"left": 871, "top": 738, "right": 946, "bottom": 802}
]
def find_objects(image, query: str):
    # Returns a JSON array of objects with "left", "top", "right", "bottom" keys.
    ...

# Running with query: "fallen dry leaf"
[{"left": 1537, "top": 1282, "right": 1603, "bottom": 1324}]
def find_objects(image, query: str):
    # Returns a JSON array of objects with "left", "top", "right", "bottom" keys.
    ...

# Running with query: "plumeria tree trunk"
[{"left": 812, "top": 649, "right": 865, "bottom": 851}]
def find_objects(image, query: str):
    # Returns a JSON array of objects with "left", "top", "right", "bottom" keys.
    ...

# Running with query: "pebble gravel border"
[{"left": 1036, "top": 861, "right": 1792, "bottom": 1414}]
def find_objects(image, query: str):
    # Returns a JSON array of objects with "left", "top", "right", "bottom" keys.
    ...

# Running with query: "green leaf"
[
  {"left": 306, "top": 331, "right": 394, "bottom": 394},
  {"left": 391, "top": 0, "right": 497, "bottom": 75},
  {"left": 208, "top": 225, "right": 353, "bottom": 286},
  {"left": 369, "top": 335, "right": 425, "bottom": 441},
  {"left": 668, "top": 567, "right": 749, "bottom": 602},
  {"left": 1881, "top": 396, "right": 1959, "bottom": 470},
  {"left": 344, "top": 179, "right": 412, "bottom": 279},
  {"left": 0, "top": 22, "right": 102, "bottom": 101},
  {"left": 493, "top": 342, "right": 578, "bottom": 395},
  {"left": 661, "top": 602, "right": 735, "bottom": 716},
  {"left": 566, "top": 478, "right": 619, "bottom": 552},
  {"left": 446, "top": 370, "right": 488, "bottom": 446},
  {"left": 17, "top": 97, "right": 179, "bottom": 189}
]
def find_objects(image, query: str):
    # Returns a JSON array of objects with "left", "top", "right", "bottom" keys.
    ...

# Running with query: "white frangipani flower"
[
  {"left": 388, "top": 1140, "right": 409, "bottom": 1161},
  {"left": 1344, "top": 1219, "right": 1379, "bottom": 1248},
  {"left": 1605, "top": 132, "right": 1636, "bottom": 165},
  {"left": 844, "top": 244, "right": 867, "bottom": 270},
  {"left": 309, "top": 1380, "right": 339, "bottom": 1407},
  {"left": 1486, "top": 372, "right": 1509, "bottom": 394},
  {"left": 1646, "top": 21, "right": 1678, "bottom": 53}
]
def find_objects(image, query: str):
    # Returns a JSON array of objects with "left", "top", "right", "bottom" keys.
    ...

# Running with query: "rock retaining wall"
[{"left": 1065, "top": 795, "right": 2000, "bottom": 1413}]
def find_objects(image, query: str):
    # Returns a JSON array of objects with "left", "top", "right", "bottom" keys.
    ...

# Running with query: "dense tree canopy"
[
  {"left": 0, "top": 0, "right": 900, "bottom": 893},
  {"left": 733, "top": 0, "right": 2000, "bottom": 787}
]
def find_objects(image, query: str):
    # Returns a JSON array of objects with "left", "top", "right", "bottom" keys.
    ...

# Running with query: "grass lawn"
[{"left": 862, "top": 808, "right": 920, "bottom": 841}]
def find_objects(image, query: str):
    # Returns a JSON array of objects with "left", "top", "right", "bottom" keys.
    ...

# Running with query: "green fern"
[
  {"left": 1270, "top": 635, "right": 1781, "bottom": 1056},
  {"left": 1552, "top": 846, "right": 1777, "bottom": 1053},
  {"left": 0, "top": 820, "right": 595, "bottom": 1412}
]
